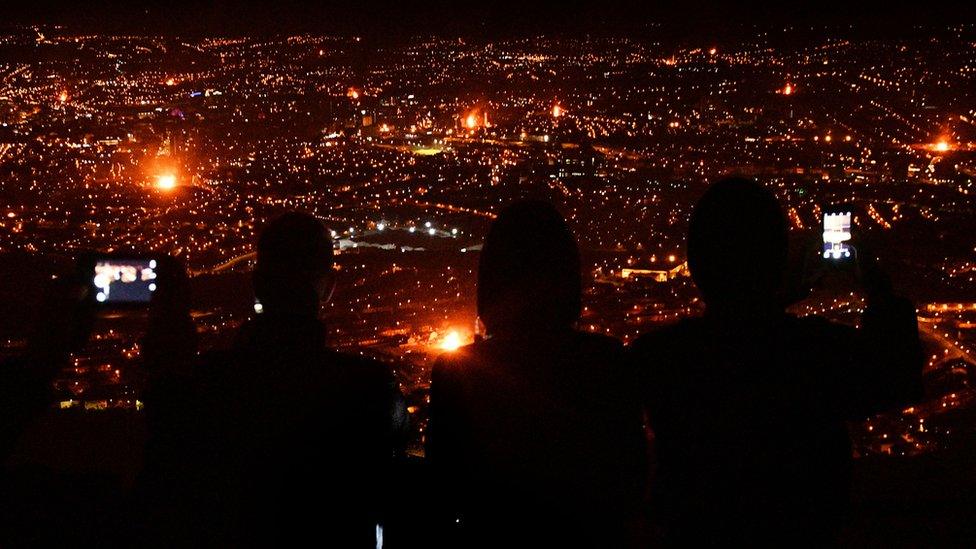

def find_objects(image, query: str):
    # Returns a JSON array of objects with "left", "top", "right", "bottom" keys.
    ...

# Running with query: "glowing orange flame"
[
  {"left": 934, "top": 140, "right": 951, "bottom": 152},
  {"left": 58, "top": 90, "right": 68, "bottom": 102},
  {"left": 782, "top": 83, "right": 794, "bottom": 95},
  {"left": 156, "top": 173, "right": 177, "bottom": 191},
  {"left": 440, "top": 330, "right": 463, "bottom": 352},
  {"left": 165, "top": 78, "right": 177, "bottom": 86},
  {"left": 465, "top": 113, "right": 478, "bottom": 129},
  {"left": 552, "top": 104, "right": 563, "bottom": 118}
]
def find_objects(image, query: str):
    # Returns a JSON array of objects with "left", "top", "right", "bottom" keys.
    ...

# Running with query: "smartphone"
[
  {"left": 81, "top": 255, "right": 159, "bottom": 306},
  {"left": 822, "top": 209, "right": 853, "bottom": 260}
]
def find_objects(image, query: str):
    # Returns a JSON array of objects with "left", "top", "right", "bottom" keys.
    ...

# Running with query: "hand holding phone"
[
  {"left": 76, "top": 252, "right": 197, "bottom": 374},
  {"left": 143, "top": 255, "right": 197, "bottom": 375},
  {"left": 817, "top": 207, "right": 895, "bottom": 303}
]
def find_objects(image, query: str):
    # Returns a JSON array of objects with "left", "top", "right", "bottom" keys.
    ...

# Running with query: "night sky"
[{"left": 4, "top": 1, "right": 974, "bottom": 40}]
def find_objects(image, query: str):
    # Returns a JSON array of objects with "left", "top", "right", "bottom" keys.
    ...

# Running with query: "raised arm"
[
  {"left": 838, "top": 249, "right": 923, "bottom": 418},
  {"left": 1, "top": 274, "right": 92, "bottom": 460}
]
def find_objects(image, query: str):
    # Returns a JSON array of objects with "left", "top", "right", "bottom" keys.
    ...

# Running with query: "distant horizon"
[{"left": 4, "top": 1, "right": 975, "bottom": 42}]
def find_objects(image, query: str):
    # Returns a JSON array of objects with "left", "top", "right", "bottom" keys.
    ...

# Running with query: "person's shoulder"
[
  {"left": 201, "top": 348, "right": 234, "bottom": 365},
  {"left": 572, "top": 330, "right": 624, "bottom": 353},
  {"left": 0, "top": 356, "right": 28, "bottom": 377},
  {"left": 629, "top": 317, "right": 702, "bottom": 355},
  {"left": 432, "top": 342, "right": 480, "bottom": 377},
  {"left": 325, "top": 349, "right": 394, "bottom": 383},
  {"left": 789, "top": 313, "right": 855, "bottom": 337},
  {"left": 197, "top": 349, "right": 236, "bottom": 380}
]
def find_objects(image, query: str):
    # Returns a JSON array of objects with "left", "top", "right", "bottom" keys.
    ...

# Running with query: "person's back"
[
  {"left": 198, "top": 314, "right": 397, "bottom": 546},
  {"left": 141, "top": 213, "right": 403, "bottom": 547},
  {"left": 427, "top": 201, "right": 647, "bottom": 547},
  {"left": 632, "top": 312, "right": 919, "bottom": 545},
  {"left": 629, "top": 178, "right": 922, "bottom": 546},
  {"left": 431, "top": 331, "right": 645, "bottom": 546}
]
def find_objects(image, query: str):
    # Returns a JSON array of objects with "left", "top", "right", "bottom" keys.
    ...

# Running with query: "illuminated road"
[
  {"left": 918, "top": 317, "right": 976, "bottom": 369},
  {"left": 192, "top": 251, "right": 257, "bottom": 276},
  {"left": 388, "top": 198, "right": 497, "bottom": 219}
]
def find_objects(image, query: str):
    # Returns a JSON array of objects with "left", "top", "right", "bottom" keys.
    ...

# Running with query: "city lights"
[{"left": 7, "top": 21, "right": 974, "bottom": 464}]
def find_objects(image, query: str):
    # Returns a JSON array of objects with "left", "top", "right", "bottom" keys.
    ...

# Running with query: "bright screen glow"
[
  {"left": 93, "top": 259, "right": 158, "bottom": 303},
  {"left": 823, "top": 212, "right": 852, "bottom": 259}
]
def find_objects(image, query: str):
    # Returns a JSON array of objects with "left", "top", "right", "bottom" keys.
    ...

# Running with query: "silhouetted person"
[
  {"left": 1, "top": 262, "right": 166, "bottom": 546},
  {"left": 629, "top": 177, "right": 923, "bottom": 546},
  {"left": 140, "top": 213, "right": 405, "bottom": 547},
  {"left": 0, "top": 275, "right": 92, "bottom": 463},
  {"left": 0, "top": 273, "right": 104, "bottom": 545},
  {"left": 427, "top": 201, "right": 648, "bottom": 548}
]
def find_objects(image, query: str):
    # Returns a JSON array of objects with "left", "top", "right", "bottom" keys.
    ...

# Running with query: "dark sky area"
[{"left": 3, "top": 1, "right": 974, "bottom": 40}]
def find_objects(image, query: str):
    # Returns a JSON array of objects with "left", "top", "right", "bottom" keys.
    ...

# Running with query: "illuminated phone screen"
[
  {"left": 822, "top": 212, "right": 852, "bottom": 260},
  {"left": 93, "top": 258, "right": 158, "bottom": 304}
]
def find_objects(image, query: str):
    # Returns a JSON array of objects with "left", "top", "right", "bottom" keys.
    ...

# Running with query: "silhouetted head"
[
  {"left": 688, "top": 177, "right": 787, "bottom": 310},
  {"left": 254, "top": 212, "right": 335, "bottom": 317},
  {"left": 478, "top": 200, "right": 582, "bottom": 337}
]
